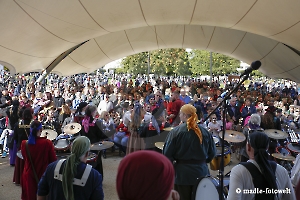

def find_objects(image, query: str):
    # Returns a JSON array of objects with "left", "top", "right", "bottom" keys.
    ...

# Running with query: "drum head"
[
  {"left": 193, "top": 177, "right": 219, "bottom": 200},
  {"left": 288, "top": 143, "right": 300, "bottom": 153},
  {"left": 55, "top": 139, "right": 70, "bottom": 149},
  {"left": 216, "top": 146, "right": 230, "bottom": 156}
]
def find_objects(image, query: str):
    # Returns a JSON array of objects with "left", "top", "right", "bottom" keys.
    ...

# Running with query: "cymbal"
[
  {"left": 163, "top": 127, "right": 173, "bottom": 132},
  {"left": 264, "top": 129, "right": 288, "bottom": 140},
  {"left": 272, "top": 153, "right": 295, "bottom": 161},
  {"left": 64, "top": 123, "right": 81, "bottom": 134},
  {"left": 41, "top": 129, "right": 57, "bottom": 140},
  {"left": 219, "top": 130, "right": 246, "bottom": 143},
  {"left": 90, "top": 141, "right": 114, "bottom": 151},
  {"left": 155, "top": 142, "right": 165, "bottom": 150}
]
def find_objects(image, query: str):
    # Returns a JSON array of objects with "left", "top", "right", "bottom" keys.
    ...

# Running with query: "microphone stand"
[{"left": 203, "top": 74, "right": 250, "bottom": 200}]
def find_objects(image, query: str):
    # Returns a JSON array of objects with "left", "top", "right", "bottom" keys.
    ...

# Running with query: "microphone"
[{"left": 240, "top": 60, "right": 261, "bottom": 77}]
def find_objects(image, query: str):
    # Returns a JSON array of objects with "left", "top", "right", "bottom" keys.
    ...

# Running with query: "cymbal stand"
[{"left": 204, "top": 74, "right": 250, "bottom": 200}]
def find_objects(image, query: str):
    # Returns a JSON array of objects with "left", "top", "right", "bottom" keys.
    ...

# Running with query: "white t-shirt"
[{"left": 227, "top": 160, "right": 296, "bottom": 200}]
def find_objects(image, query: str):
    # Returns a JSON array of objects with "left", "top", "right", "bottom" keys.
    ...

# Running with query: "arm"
[{"left": 227, "top": 165, "right": 245, "bottom": 200}]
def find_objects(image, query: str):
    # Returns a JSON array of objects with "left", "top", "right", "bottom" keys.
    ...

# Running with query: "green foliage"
[
  {"left": 189, "top": 50, "right": 240, "bottom": 76},
  {"left": 120, "top": 48, "right": 191, "bottom": 76},
  {"left": 118, "top": 49, "right": 241, "bottom": 77}
]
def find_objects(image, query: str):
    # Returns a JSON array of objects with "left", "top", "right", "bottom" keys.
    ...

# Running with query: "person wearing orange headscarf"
[{"left": 163, "top": 104, "right": 216, "bottom": 200}]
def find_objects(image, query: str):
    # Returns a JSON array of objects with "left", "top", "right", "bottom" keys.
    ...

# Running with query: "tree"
[
  {"left": 119, "top": 48, "right": 191, "bottom": 76},
  {"left": 189, "top": 50, "right": 240, "bottom": 76}
]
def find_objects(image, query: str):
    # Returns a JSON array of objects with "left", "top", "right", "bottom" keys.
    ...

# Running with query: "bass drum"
[{"left": 192, "top": 176, "right": 226, "bottom": 200}]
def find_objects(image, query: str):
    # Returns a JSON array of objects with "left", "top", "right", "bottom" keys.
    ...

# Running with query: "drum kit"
[{"left": 17, "top": 122, "right": 114, "bottom": 163}]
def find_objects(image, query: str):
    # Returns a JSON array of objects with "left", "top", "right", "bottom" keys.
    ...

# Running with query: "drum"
[
  {"left": 287, "top": 143, "right": 300, "bottom": 157},
  {"left": 86, "top": 152, "right": 98, "bottom": 165},
  {"left": 54, "top": 139, "right": 71, "bottom": 152},
  {"left": 213, "top": 136, "right": 219, "bottom": 146},
  {"left": 276, "top": 146, "right": 291, "bottom": 156},
  {"left": 192, "top": 176, "right": 226, "bottom": 200},
  {"left": 210, "top": 146, "right": 231, "bottom": 171}
]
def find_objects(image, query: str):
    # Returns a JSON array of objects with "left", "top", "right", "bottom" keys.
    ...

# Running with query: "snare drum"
[
  {"left": 54, "top": 139, "right": 71, "bottom": 152},
  {"left": 287, "top": 143, "right": 300, "bottom": 157},
  {"left": 210, "top": 146, "right": 231, "bottom": 171},
  {"left": 276, "top": 146, "right": 291, "bottom": 156},
  {"left": 192, "top": 176, "right": 226, "bottom": 200}
]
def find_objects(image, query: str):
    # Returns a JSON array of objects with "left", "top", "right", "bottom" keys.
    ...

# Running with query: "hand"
[{"left": 171, "top": 190, "right": 180, "bottom": 200}]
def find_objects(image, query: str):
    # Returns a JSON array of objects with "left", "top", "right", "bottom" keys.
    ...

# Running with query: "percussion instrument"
[
  {"left": 213, "top": 136, "right": 219, "bottom": 145},
  {"left": 192, "top": 176, "right": 226, "bottom": 200},
  {"left": 90, "top": 141, "right": 114, "bottom": 151},
  {"left": 56, "top": 153, "right": 71, "bottom": 160},
  {"left": 219, "top": 130, "right": 246, "bottom": 143},
  {"left": 54, "top": 139, "right": 71, "bottom": 152},
  {"left": 272, "top": 153, "right": 295, "bottom": 161},
  {"left": 210, "top": 146, "right": 231, "bottom": 171},
  {"left": 276, "top": 146, "right": 291, "bottom": 156},
  {"left": 155, "top": 142, "right": 165, "bottom": 150},
  {"left": 17, "top": 150, "right": 23, "bottom": 159},
  {"left": 264, "top": 129, "right": 288, "bottom": 140},
  {"left": 287, "top": 143, "right": 300, "bottom": 156},
  {"left": 64, "top": 123, "right": 81, "bottom": 134},
  {"left": 86, "top": 152, "right": 98, "bottom": 165},
  {"left": 41, "top": 129, "right": 57, "bottom": 141}
]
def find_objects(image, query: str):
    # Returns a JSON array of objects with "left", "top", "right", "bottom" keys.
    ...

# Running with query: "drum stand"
[{"left": 204, "top": 74, "right": 250, "bottom": 200}]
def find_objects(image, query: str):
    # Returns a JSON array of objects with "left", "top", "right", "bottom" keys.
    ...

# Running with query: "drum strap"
[
  {"left": 240, "top": 161, "right": 277, "bottom": 200},
  {"left": 54, "top": 159, "right": 92, "bottom": 187}
]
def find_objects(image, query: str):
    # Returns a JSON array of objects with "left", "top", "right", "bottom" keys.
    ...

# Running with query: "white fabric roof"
[{"left": 1, "top": 0, "right": 300, "bottom": 81}]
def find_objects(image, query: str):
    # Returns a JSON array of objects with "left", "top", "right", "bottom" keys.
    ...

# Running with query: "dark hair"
[
  {"left": 76, "top": 102, "right": 88, "bottom": 114},
  {"left": 45, "top": 92, "right": 52, "bottom": 100},
  {"left": 30, "top": 120, "right": 42, "bottom": 138},
  {"left": 84, "top": 105, "right": 97, "bottom": 123},
  {"left": 22, "top": 107, "right": 33, "bottom": 121},
  {"left": 248, "top": 132, "right": 277, "bottom": 195}
]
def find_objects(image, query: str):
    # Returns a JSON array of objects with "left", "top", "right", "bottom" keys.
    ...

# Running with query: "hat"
[{"left": 117, "top": 151, "right": 174, "bottom": 200}]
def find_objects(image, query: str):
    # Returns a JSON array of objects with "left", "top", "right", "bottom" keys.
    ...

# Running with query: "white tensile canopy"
[{"left": 1, "top": 0, "right": 300, "bottom": 81}]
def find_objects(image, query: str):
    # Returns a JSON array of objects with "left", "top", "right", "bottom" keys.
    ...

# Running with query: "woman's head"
[
  {"left": 76, "top": 102, "right": 88, "bottom": 114},
  {"left": 249, "top": 114, "right": 261, "bottom": 127},
  {"left": 117, "top": 151, "right": 174, "bottom": 200},
  {"left": 85, "top": 105, "right": 97, "bottom": 117},
  {"left": 22, "top": 107, "right": 33, "bottom": 120},
  {"left": 28, "top": 120, "right": 43, "bottom": 144},
  {"left": 130, "top": 102, "right": 145, "bottom": 129}
]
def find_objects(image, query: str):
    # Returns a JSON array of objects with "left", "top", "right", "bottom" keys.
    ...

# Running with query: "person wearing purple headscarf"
[{"left": 20, "top": 120, "right": 56, "bottom": 200}]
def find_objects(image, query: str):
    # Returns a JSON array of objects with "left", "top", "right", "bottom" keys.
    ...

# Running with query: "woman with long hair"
[
  {"left": 6, "top": 100, "right": 20, "bottom": 165},
  {"left": 13, "top": 107, "right": 34, "bottom": 185},
  {"left": 20, "top": 120, "right": 56, "bottom": 200},
  {"left": 81, "top": 105, "right": 104, "bottom": 178},
  {"left": 228, "top": 131, "right": 295, "bottom": 200},
  {"left": 127, "top": 102, "right": 146, "bottom": 154}
]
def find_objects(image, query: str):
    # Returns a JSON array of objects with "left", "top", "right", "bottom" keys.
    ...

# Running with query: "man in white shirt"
[
  {"left": 97, "top": 94, "right": 113, "bottom": 115},
  {"left": 227, "top": 131, "right": 295, "bottom": 200}
]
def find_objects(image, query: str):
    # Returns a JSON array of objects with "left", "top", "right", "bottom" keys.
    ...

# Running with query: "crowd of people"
[{"left": 0, "top": 69, "right": 299, "bottom": 199}]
